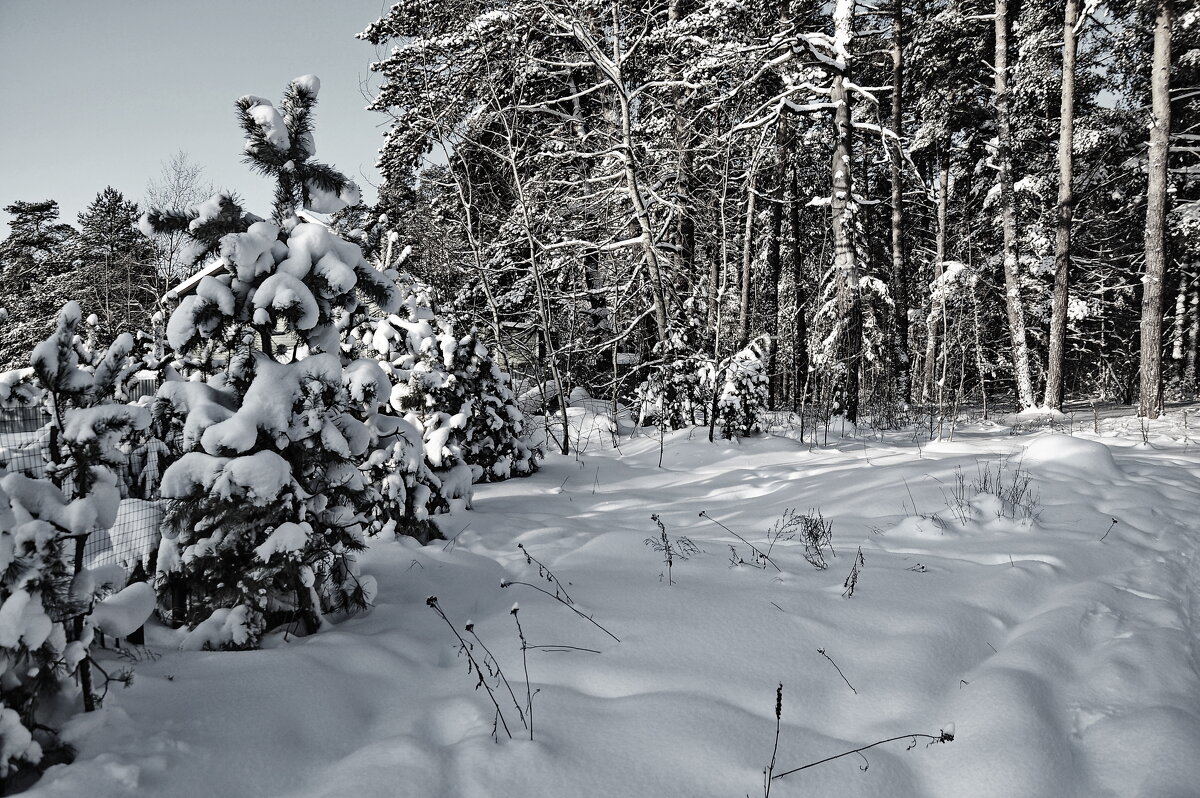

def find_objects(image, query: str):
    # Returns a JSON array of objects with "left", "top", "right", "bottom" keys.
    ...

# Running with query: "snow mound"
[{"left": 1023, "top": 434, "right": 1122, "bottom": 480}]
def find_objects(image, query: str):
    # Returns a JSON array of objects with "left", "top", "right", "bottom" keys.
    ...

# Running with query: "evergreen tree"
[
  {"left": 144, "top": 76, "right": 406, "bottom": 647},
  {"left": 74, "top": 187, "right": 157, "bottom": 346},
  {"left": 0, "top": 201, "right": 78, "bottom": 369}
]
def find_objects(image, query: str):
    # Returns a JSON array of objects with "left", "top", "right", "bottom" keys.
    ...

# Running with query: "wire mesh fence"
[{"left": 0, "top": 403, "right": 164, "bottom": 582}]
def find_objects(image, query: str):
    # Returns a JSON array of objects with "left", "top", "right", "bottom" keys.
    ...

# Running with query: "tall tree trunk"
[
  {"left": 790, "top": 169, "right": 809, "bottom": 406},
  {"left": 670, "top": 0, "right": 695, "bottom": 303},
  {"left": 889, "top": 0, "right": 909, "bottom": 404},
  {"left": 995, "top": 0, "right": 1036, "bottom": 409},
  {"left": 1139, "top": 0, "right": 1173, "bottom": 419},
  {"left": 1185, "top": 273, "right": 1199, "bottom": 392},
  {"left": 1044, "top": 0, "right": 1080, "bottom": 410},
  {"left": 766, "top": 168, "right": 784, "bottom": 405},
  {"left": 830, "top": 0, "right": 863, "bottom": 423},
  {"left": 923, "top": 153, "right": 949, "bottom": 402},
  {"left": 737, "top": 170, "right": 757, "bottom": 347}
]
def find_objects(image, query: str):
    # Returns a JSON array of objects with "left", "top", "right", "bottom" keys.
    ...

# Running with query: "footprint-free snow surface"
[{"left": 27, "top": 415, "right": 1200, "bottom": 797}]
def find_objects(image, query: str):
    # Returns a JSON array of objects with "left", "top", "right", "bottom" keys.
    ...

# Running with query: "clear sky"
[{"left": 0, "top": 0, "right": 394, "bottom": 230}]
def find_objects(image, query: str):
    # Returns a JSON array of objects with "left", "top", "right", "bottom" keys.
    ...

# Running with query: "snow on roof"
[{"left": 163, "top": 260, "right": 228, "bottom": 303}]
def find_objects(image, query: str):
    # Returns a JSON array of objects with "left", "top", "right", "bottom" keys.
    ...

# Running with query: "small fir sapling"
[
  {"left": 143, "top": 76, "right": 411, "bottom": 647},
  {"left": 0, "top": 472, "right": 78, "bottom": 782},
  {"left": 705, "top": 338, "right": 770, "bottom": 441},
  {"left": 350, "top": 265, "right": 537, "bottom": 511},
  {"left": 644, "top": 514, "right": 701, "bottom": 586},
  {"left": 638, "top": 321, "right": 708, "bottom": 430},
  {"left": 31, "top": 303, "right": 155, "bottom": 710}
]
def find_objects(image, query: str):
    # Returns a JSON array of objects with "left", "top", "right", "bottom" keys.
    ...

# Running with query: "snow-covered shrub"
[
  {"left": 639, "top": 326, "right": 708, "bottom": 430},
  {"left": 0, "top": 471, "right": 76, "bottom": 781},
  {"left": 354, "top": 271, "right": 536, "bottom": 499},
  {"left": 708, "top": 340, "right": 769, "bottom": 439},
  {"left": 0, "top": 302, "right": 157, "bottom": 768}
]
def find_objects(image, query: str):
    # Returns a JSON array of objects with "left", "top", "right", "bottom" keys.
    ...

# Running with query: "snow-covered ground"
[{"left": 25, "top": 409, "right": 1200, "bottom": 797}]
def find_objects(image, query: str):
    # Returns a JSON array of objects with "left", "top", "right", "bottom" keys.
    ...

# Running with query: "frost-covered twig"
[
  {"left": 425, "top": 596, "right": 513, "bottom": 741},
  {"left": 516, "top": 542, "right": 573, "bottom": 603},
  {"left": 511, "top": 604, "right": 534, "bottom": 741},
  {"left": 772, "top": 728, "right": 955, "bottom": 781},
  {"left": 698, "top": 510, "right": 781, "bottom": 572},
  {"left": 501, "top": 580, "right": 620, "bottom": 642},
  {"left": 817, "top": 647, "right": 857, "bottom": 694}
]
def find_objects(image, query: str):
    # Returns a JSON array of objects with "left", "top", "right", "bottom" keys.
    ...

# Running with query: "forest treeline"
[
  {"left": 358, "top": 0, "right": 1197, "bottom": 421},
  {"left": 2, "top": 0, "right": 1197, "bottom": 423}
]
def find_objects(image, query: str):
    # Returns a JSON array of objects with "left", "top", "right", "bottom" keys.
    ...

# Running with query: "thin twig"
[
  {"left": 468, "top": 625, "right": 528, "bottom": 729},
  {"left": 1100, "top": 517, "right": 1117, "bottom": 542},
  {"left": 817, "top": 647, "right": 857, "bottom": 694},
  {"left": 764, "top": 683, "right": 782, "bottom": 797},
  {"left": 426, "top": 597, "right": 512, "bottom": 741},
  {"left": 517, "top": 542, "right": 574, "bottom": 603},
  {"left": 501, "top": 580, "right": 620, "bottom": 642},
  {"left": 699, "top": 510, "right": 782, "bottom": 572},
  {"left": 772, "top": 730, "right": 954, "bottom": 781},
  {"left": 511, "top": 604, "right": 533, "bottom": 741}
]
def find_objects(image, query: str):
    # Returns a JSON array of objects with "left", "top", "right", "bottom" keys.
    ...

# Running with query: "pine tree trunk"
[
  {"left": 1139, "top": 0, "right": 1173, "bottom": 419},
  {"left": 923, "top": 154, "right": 949, "bottom": 402},
  {"left": 1171, "top": 274, "right": 1187, "bottom": 373},
  {"left": 1185, "top": 274, "right": 1199, "bottom": 392},
  {"left": 889, "top": 0, "right": 909, "bottom": 405},
  {"left": 737, "top": 171, "right": 757, "bottom": 347},
  {"left": 995, "top": 0, "right": 1035, "bottom": 409},
  {"left": 670, "top": 0, "right": 695, "bottom": 300},
  {"left": 1044, "top": 0, "right": 1080, "bottom": 410},
  {"left": 764, "top": 118, "right": 789, "bottom": 405},
  {"left": 790, "top": 169, "right": 809, "bottom": 406},
  {"left": 831, "top": 0, "right": 863, "bottom": 423}
]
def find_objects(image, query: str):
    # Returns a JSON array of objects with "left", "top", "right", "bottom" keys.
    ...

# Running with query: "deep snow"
[{"left": 24, "top": 409, "right": 1200, "bottom": 797}]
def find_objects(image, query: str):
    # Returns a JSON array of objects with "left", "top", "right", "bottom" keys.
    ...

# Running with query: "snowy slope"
[{"left": 25, "top": 414, "right": 1200, "bottom": 798}]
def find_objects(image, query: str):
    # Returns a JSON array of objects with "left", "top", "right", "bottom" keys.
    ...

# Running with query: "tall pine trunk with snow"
[
  {"left": 1139, "top": 0, "right": 1174, "bottom": 419},
  {"left": 889, "top": 0, "right": 910, "bottom": 405},
  {"left": 1044, "top": 0, "right": 1081, "bottom": 410},
  {"left": 829, "top": 0, "right": 864, "bottom": 423},
  {"left": 994, "top": 0, "right": 1035, "bottom": 410}
]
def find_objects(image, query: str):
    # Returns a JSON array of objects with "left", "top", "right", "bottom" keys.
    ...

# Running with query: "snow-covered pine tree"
[
  {"left": 353, "top": 262, "right": 536, "bottom": 500},
  {"left": 640, "top": 317, "right": 709, "bottom": 430},
  {"left": 142, "top": 76, "right": 407, "bottom": 647},
  {"left": 0, "top": 471, "right": 75, "bottom": 784},
  {"left": 707, "top": 339, "right": 770, "bottom": 440},
  {"left": 0, "top": 201, "right": 79, "bottom": 370},
  {"left": 29, "top": 302, "right": 153, "bottom": 708}
]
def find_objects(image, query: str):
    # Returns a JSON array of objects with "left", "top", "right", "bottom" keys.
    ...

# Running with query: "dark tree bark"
[
  {"left": 995, "top": 0, "right": 1035, "bottom": 409},
  {"left": 1044, "top": 0, "right": 1080, "bottom": 410},
  {"left": 1139, "top": 0, "right": 1174, "bottom": 419},
  {"left": 889, "top": 0, "right": 910, "bottom": 404}
]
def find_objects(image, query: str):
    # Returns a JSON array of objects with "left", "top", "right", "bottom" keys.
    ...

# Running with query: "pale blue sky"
[{"left": 0, "top": 0, "right": 393, "bottom": 229}]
